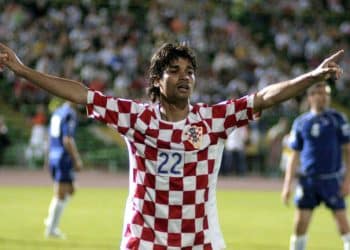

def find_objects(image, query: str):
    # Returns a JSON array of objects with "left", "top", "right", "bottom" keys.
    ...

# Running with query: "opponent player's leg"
[
  {"left": 290, "top": 209, "right": 313, "bottom": 250},
  {"left": 323, "top": 178, "right": 350, "bottom": 250},
  {"left": 45, "top": 182, "right": 72, "bottom": 238},
  {"left": 45, "top": 166, "right": 75, "bottom": 238},
  {"left": 290, "top": 178, "right": 318, "bottom": 250},
  {"left": 45, "top": 165, "right": 59, "bottom": 236},
  {"left": 333, "top": 209, "right": 350, "bottom": 250}
]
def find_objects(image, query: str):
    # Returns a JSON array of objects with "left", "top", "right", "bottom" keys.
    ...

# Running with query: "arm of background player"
[
  {"left": 341, "top": 143, "right": 350, "bottom": 197},
  {"left": 281, "top": 149, "right": 300, "bottom": 206},
  {"left": 253, "top": 50, "right": 344, "bottom": 113},
  {"left": 63, "top": 136, "right": 83, "bottom": 171},
  {"left": 0, "top": 43, "right": 87, "bottom": 105}
]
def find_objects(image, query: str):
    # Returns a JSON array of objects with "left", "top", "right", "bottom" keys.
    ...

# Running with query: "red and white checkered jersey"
[{"left": 86, "top": 90, "right": 257, "bottom": 250}]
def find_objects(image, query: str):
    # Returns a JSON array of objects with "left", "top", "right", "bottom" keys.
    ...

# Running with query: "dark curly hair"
[{"left": 147, "top": 43, "right": 197, "bottom": 102}]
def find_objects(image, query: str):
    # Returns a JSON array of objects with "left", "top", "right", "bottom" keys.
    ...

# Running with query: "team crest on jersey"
[{"left": 185, "top": 125, "right": 203, "bottom": 149}]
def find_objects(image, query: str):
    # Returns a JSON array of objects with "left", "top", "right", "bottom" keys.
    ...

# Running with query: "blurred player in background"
[
  {"left": 44, "top": 101, "right": 83, "bottom": 239},
  {"left": 0, "top": 115, "right": 10, "bottom": 165},
  {"left": 0, "top": 42, "right": 344, "bottom": 249},
  {"left": 282, "top": 82, "right": 350, "bottom": 250},
  {"left": 221, "top": 126, "right": 249, "bottom": 176}
]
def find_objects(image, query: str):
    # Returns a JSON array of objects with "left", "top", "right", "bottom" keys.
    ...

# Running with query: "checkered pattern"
[{"left": 86, "top": 90, "right": 256, "bottom": 250}]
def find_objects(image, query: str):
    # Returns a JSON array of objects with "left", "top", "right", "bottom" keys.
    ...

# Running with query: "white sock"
[
  {"left": 342, "top": 233, "right": 350, "bottom": 250},
  {"left": 46, "top": 197, "right": 58, "bottom": 226},
  {"left": 47, "top": 197, "right": 57, "bottom": 217},
  {"left": 290, "top": 235, "right": 307, "bottom": 250},
  {"left": 64, "top": 194, "right": 71, "bottom": 203},
  {"left": 46, "top": 197, "right": 66, "bottom": 233}
]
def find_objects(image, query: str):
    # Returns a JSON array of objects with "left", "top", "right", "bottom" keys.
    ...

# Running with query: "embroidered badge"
[{"left": 185, "top": 125, "right": 203, "bottom": 149}]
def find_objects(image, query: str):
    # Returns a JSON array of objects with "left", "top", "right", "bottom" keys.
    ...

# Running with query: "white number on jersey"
[
  {"left": 50, "top": 115, "right": 61, "bottom": 138},
  {"left": 311, "top": 123, "right": 320, "bottom": 137},
  {"left": 157, "top": 151, "right": 184, "bottom": 176}
]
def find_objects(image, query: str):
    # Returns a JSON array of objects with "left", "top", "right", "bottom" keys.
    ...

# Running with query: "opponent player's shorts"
[
  {"left": 49, "top": 158, "right": 75, "bottom": 183},
  {"left": 294, "top": 176, "right": 345, "bottom": 210}
]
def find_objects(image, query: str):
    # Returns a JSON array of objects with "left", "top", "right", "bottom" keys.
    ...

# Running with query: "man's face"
[
  {"left": 156, "top": 58, "right": 195, "bottom": 102},
  {"left": 308, "top": 85, "right": 331, "bottom": 111}
]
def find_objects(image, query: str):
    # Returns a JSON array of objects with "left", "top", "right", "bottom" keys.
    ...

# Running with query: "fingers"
[
  {"left": 0, "top": 52, "right": 8, "bottom": 61},
  {"left": 325, "top": 66, "right": 343, "bottom": 80},
  {"left": 0, "top": 43, "right": 11, "bottom": 61},
  {"left": 0, "top": 43, "right": 9, "bottom": 56},
  {"left": 328, "top": 61, "right": 339, "bottom": 67},
  {"left": 281, "top": 192, "right": 290, "bottom": 206},
  {"left": 0, "top": 45, "right": 24, "bottom": 72},
  {"left": 341, "top": 186, "right": 350, "bottom": 197},
  {"left": 340, "top": 190, "right": 346, "bottom": 197},
  {"left": 0, "top": 43, "right": 9, "bottom": 60},
  {"left": 336, "top": 68, "right": 343, "bottom": 79},
  {"left": 315, "top": 59, "right": 343, "bottom": 80},
  {"left": 322, "top": 49, "right": 344, "bottom": 65},
  {"left": 0, "top": 42, "right": 9, "bottom": 51},
  {"left": 0, "top": 51, "right": 9, "bottom": 70}
]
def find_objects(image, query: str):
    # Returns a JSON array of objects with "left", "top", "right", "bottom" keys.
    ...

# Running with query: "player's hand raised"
[
  {"left": 310, "top": 50, "right": 344, "bottom": 81},
  {"left": 0, "top": 43, "right": 24, "bottom": 74}
]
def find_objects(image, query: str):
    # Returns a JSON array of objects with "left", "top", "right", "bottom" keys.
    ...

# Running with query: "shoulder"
[
  {"left": 196, "top": 96, "right": 252, "bottom": 110},
  {"left": 52, "top": 105, "right": 65, "bottom": 117},
  {"left": 88, "top": 89, "right": 148, "bottom": 112},
  {"left": 293, "top": 112, "right": 310, "bottom": 126},
  {"left": 326, "top": 109, "right": 348, "bottom": 122},
  {"left": 60, "top": 105, "right": 75, "bottom": 118},
  {"left": 194, "top": 100, "right": 228, "bottom": 117}
]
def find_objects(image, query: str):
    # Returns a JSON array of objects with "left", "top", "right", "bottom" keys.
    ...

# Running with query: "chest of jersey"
[
  {"left": 127, "top": 115, "right": 220, "bottom": 178},
  {"left": 123, "top": 115, "right": 221, "bottom": 248},
  {"left": 302, "top": 115, "right": 337, "bottom": 144}
]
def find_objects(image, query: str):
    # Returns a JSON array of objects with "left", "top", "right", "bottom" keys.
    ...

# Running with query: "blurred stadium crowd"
[{"left": 0, "top": 0, "right": 350, "bottom": 174}]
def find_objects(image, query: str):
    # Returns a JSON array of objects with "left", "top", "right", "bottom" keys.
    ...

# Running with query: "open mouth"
[{"left": 177, "top": 83, "right": 190, "bottom": 92}]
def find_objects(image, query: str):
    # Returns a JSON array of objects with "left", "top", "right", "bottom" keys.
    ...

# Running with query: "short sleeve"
[
  {"left": 61, "top": 114, "right": 75, "bottom": 137},
  {"left": 199, "top": 94, "right": 260, "bottom": 138},
  {"left": 288, "top": 119, "right": 303, "bottom": 151},
  {"left": 224, "top": 94, "right": 260, "bottom": 136},
  {"left": 337, "top": 113, "right": 350, "bottom": 144},
  {"left": 86, "top": 89, "right": 143, "bottom": 135}
]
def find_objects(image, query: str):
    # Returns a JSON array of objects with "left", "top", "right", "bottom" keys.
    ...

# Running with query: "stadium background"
[{"left": 1, "top": 0, "right": 350, "bottom": 173}]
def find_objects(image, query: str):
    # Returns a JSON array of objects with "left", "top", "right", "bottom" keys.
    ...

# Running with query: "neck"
[
  {"left": 311, "top": 106, "right": 326, "bottom": 114},
  {"left": 159, "top": 99, "right": 189, "bottom": 122}
]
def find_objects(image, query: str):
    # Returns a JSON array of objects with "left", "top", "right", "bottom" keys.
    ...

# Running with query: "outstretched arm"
[
  {"left": 0, "top": 43, "right": 88, "bottom": 105},
  {"left": 253, "top": 50, "right": 344, "bottom": 112}
]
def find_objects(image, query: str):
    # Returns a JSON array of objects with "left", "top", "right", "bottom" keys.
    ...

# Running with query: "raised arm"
[
  {"left": 0, "top": 43, "right": 88, "bottom": 105},
  {"left": 253, "top": 50, "right": 344, "bottom": 112}
]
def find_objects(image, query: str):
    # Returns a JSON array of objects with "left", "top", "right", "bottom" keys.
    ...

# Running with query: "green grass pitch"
[{"left": 0, "top": 187, "right": 344, "bottom": 249}]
